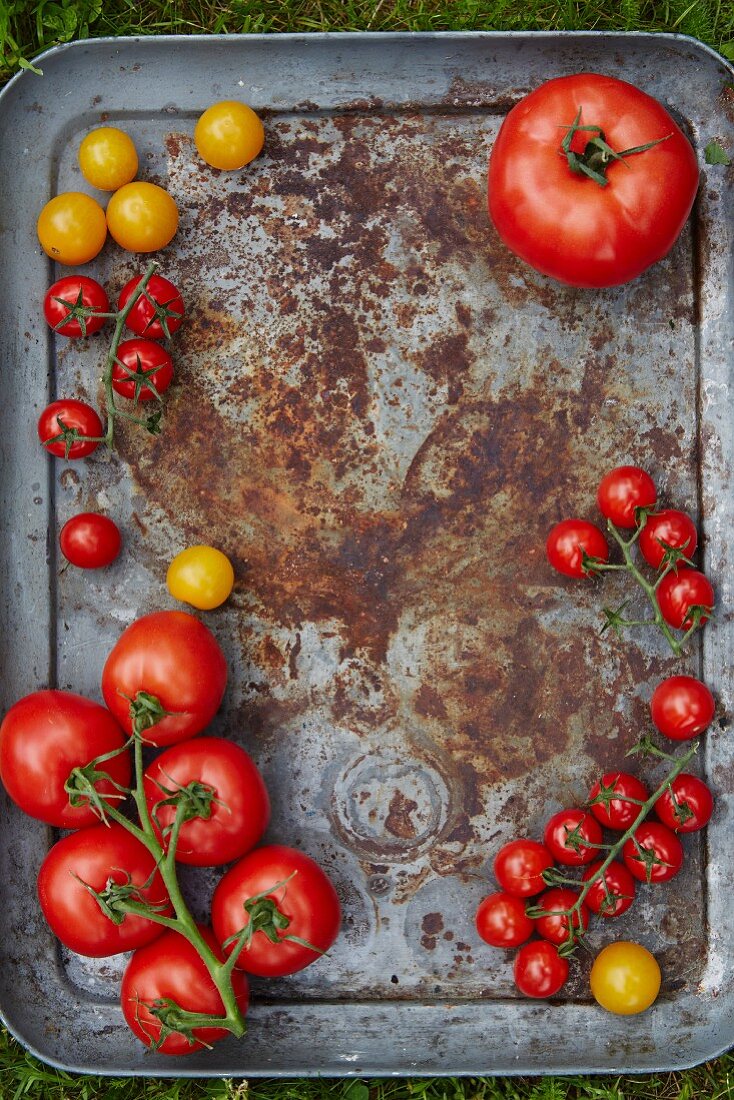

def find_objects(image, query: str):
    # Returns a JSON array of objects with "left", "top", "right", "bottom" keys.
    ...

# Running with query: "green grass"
[{"left": 2, "top": 1, "right": 734, "bottom": 1097}]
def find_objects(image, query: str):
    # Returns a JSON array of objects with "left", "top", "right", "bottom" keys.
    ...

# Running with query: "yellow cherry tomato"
[
  {"left": 167, "top": 545, "right": 235, "bottom": 611},
  {"left": 78, "top": 127, "right": 138, "bottom": 191},
  {"left": 194, "top": 100, "right": 264, "bottom": 170},
  {"left": 590, "top": 941, "right": 661, "bottom": 1015},
  {"left": 106, "top": 181, "right": 178, "bottom": 252},
  {"left": 37, "top": 192, "right": 107, "bottom": 266}
]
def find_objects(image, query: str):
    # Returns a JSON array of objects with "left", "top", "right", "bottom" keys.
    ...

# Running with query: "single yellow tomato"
[
  {"left": 590, "top": 941, "right": 661, "bottom": 1015},
  {"left": 167, "top": 545, "right": 235, "bottom": 611},
  {"left": 78, "top": 126, "right": 139, "bottom": 191},
  {"left": 194, "top": 100, "right": 264, "bottom": 170},
  {"left": 106, "top": 181, "right": 178, "bottom": 252},
  {"left": 37, "top": 192, "right": 107, "bottom": 265}
]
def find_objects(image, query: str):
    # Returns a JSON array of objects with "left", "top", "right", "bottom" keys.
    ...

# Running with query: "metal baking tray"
[{"left": 0, "top": 30, "right": 733, "bottom": 1077}]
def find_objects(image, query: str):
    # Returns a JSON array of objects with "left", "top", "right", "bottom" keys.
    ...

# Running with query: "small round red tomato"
[
  {"left": 121, "top": 925, "right": 249, "bottom": 1055},
  {"left": 546, "top": 518, "right": 609, "bottom": 578},
  {"left": 533, "top": 887, "right": 588, "bottom": 946},
  {"left": 590, "top": 941, "right": 661, "bottom": 1015},
  {"left": 543, "top": 808, "right": 603, "bottom": 866},
  {"left": 475, "top": 892, "right": 535, "bottom": 949},
  {"left": 655, "top": 774, "right": 713, "bottom": 833},
  {"left": 143, "top": 737, "right": 270, "bottom": 866},
  {"left": 101, "top": 610, "right": 228, "bottom": 747},
  {"left": 588, "top": 772, "right": 648, "bottom": 831},
  {"left": 112, "top": 338, "right": 174, "bottom": 402},
  {"left": 211, "top": 845, "right": 341, "bottom": 977},
  {"left": 622, "top": 821, "right": 684, "bottom": 883},
  {"left": 37, "top": 191, "right": 107, "bottom": 265},
  {"left": 59, "top": 512, "right": 122, "bottom": 568},
  {"left": 650, "top": 675, "right": 715, "bottom": 741},
  {"left": 0, "top": 689, "right": 131, "bottom": 828},
  {"left": 493, "top": 838, "right": 554, "bottom": 898},
  {"left": 513, "top": 940, "right": 568, "bottom": 998},
  {"left": 43, "top": 275, "right": 109, "bottom": 338},
  {"left": 37, "top": 823, "right": 170, "bottom": 956},
  {"left": 656, "top": 568, "right": 714, "bottom": 630},
  {"left": 118, "top": 274, "right": 185, "bottom": 339},
  {"left": 597, "top": 466, "right": 657, "bottom": 528},
  {"left": 638, "top": 508, "right": 698, "bottom": 570},
  {"left": 582, "top": 860, "right": 636, "bottom": 918},
  {"left": 106, "top": 182, "right": 178, "bottom": 253},
  {"left": 38, "top": 399, "right": 104, "bottom": 459}
]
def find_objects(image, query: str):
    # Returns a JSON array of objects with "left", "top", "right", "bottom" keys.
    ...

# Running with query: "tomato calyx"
[
  {"left": 133, "top": 996, "right": 245, "bottom": 1052},
  {"left": 560, "top": 109, "right": 671, "bottom": 187},
  {"left": 223, "top": 874, "right": 324, "bottom": 960},
  {"left": 586, "top": 776, "right": 645, "bottom": 817},
  {"left": 151, "top": 778, "right": 222, "bottom": 831},
  {"left": 73, "top": 869, "right": 171, "bottom": 927},
  {"left": 125, "top": 690, "right": 178, "bottom": 740},
  {"left": 47, "top": 286, "right": 113, "bottom": 338},
  {"left": 42, "top": 415, "right": 105, "bottom": 459}
]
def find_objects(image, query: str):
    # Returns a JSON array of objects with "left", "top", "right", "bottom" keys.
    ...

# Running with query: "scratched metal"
[{"left": 0, "top": 32, "right": 733, "bottom": 1077}]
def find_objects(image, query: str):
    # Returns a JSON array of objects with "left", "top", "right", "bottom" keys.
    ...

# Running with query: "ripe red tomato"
[
  {"left": 533, "top": 887, "right": 588, "bottom": 946},
  {"left": 37, "top": 823, "right": 171, "bottom": 956},
  {"left": 638, "top": 509, "right": 698, "bottom": 570},
  {"left": 654, "top": 774, "right": 713, "bottom": 833},
  {"left": 112, "top": 338, "right": 174, "bottom": 401},
  {"left": 588, "top": 772, "right": 648, "bottom": 831},
  {"left": 118, "top": 274, "right": 185, "bottom": 339},
  {"left": 597, "top": 466, "right": 657, "bottom": 528},
  {"left": 43, "top": 275, "right": 109, "bottom": 338},
  {"left": 546, "top": 519, "right": 609, "bottom": 578},
  {"left": 211, "top": 845, "right": 341, "bottom": 977},
  {"left": 513, "top": 940, "right": 569, "bottom": 998},
  {"left": 38, "top": 399, "right": 104, "bottom": 459},
  {"left": 488, "top": 73, "right": 698, "bottom": 288},
  {"left": 120, "top": 925, "right": 249, "bottom": 1055},
  {"left": 493, "top": 838, "right": 554, "bottom": 898},
  {"left": 0, "top": 690, "right": 130, "bottom": 827},
  {"left": 650, "top": 675, "right": 715, "bottom": 740},
  {"left": 622, "top": 821, "right": 684, "bottom": 883},
  {"left": 143, "top": 737, "right": 270, "bottom": 866},
  {"left": 59, "top": 512, "right": 121, "bottom": 568},
  {"left": 581, "top": 860, "right": 636, "bottom": 918},
  {"left": 543, "top": 808, "right": 603, "bottom": 866},
  {"left": 656, "top": 568, "right": 714, "bottom": 630},
  {"left": 475, "top": 891, "right": 535, "bottom": 949}
]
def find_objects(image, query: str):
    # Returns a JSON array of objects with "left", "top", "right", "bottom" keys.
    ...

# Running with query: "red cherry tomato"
[
  {"left": 638, "top": 509, "right": 698, "bottom": 570},
  {"left": 112, "top": 338, "right": 174, "bottom": 401},
  {"left": 43, "top": 275, "right": 109, "bottom": 338},
  {"left": 59, "top": 512, "right": 121, "bottom": 568},
  {"left": 588, "top": 772, "right": 648, "bottom": 831},
  {"left": 654, "top": 774, "right": 713, "bottom": 833},
  {"left": 475, "top": 891, "right": 535, "bottom": 949},
  {"left": 543, "top": 808, "right": 603, "bottom": 866},
  {"left": 650, "top": 675, "right": 715, "bottom": 741},
  {"left": 533, "top": 887, "right": 589, "bottom": 946},
  {"left": 118, "top": 274, "right": 185, "bottom": 339},
  {"left": 581, "top": 860, "right": 636, "bottom": 918},
  {"left": 597, "top": 466, "right": 657, "bottom": 527},
  {"left": 493, "top": 838, "right": 554, "bottom": 898},
  {"left": 656, "top": 568, "right": 714, "bottom": 630},
  {"left": 38, "top": 399, "right": 103, "bottom": 459},
  {"left": 622, "top": 821, "right": 684, "bottom": 883},
  {"left": 513, "top": 940, "right": 569, "bottom": 998},
  {"left": 546, "top": 519, "right": 609, "bottom": 578}
]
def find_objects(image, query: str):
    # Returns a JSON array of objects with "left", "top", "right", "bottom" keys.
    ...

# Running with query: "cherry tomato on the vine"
[
  {"left": 37, "top": 192, "right": 107, "bottom": 265},
  {"left": 546, "top": 518, "right": 609, "bottom": 578},
  {"left": 166, "top": 545, "right": 235, "bottom": 610},
  {"left": 590, "top": 941, "right": 661, "bottom": 1015},
  {"left": 475, "top": 891, "right": 535, "bottom": 949},
  {"left": 43, "top": 275, "right": 109, "bottom": 338},
  {"left": 59, "top": 512, "right": 122, "bottom": 568},
  {"left": 597, "top": 465, "right": 657, "bottom": 528},
  {"left": 118, "top": 274, "right": 185, "bottom": 339},
  {"left": 656, "top": 568, "right": 714, "bottom": 630},
  {"left": 493, "top": 838, "right": 554, "bottom": 898},
  {"left": 194, "top": 100, "right": 265, "bottom": 170},
  {"left": 106, "top": 182, "right": 178, "bottom": 252},
  {"left": 622, "top": 821, "right": 684, "bottom": 883},
  {"left": 650, "top": 675, "right": 715, "bottom": 741},
  {"left": 533, "top": 887, "right": 588, "bottom": 946},
  {"left": 588, "top": 771, "right": 648, "bottom": 831},
  {"left": 112, "top": 338, "right": 174, "bottom": 402},
  {"left": 38, "top": 399, "right": 104, "bottom": 459},
  {"left": 543, "top": 808, "right": 603, "bottom": 866},
  {"left": 581, "top": 860, "right": 636, "bottom": 918},
  {"left": 654, "top": 773, "right": 713, "bottom": 833},
  {"left": 638, "top": 508, "right": 698, "bottom": 570},
  {"left": 513, "top": 940, "right": 569, "bottom": 998},
  {"left": 78, "top": 126, "right": 138, "bottom": 191}
]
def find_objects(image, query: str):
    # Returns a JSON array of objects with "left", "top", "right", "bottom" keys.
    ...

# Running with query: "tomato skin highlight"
[
  {"left": 0, "top": 689, "right": 131, "bottom": 828},
  {"left": 195, "top": 100, "right": 265, "bottom": 170},
  {"left": 650, "top": 675, "right": 715, "bottom": 740},
  {"left": 37, "top": 192, "right": 107, "bottom": 266},
  {"left": 475, "top": 891, "right": 535, "bottom": 949},
  {"left": 513, "top": 940, "right": 569, "bottom": 998},
  {"left": 493, "top": 838, "right": 554, "bottom": 898},
  {"left": 38, "top": 399, "right": 104, "bottom": 459},
  {"left": 118, "top": 274, "right": 184, "bottom": 339},
  {"left": 654, "top": 773, "right": 713, "bottom": 833},
  {"left": 37, "top": 823, "right": 171, "bottom": 956},
  {"left": 597, "top": 466, "right": 657, "bottom": 528},
  {"left": 622, "top": 821, "right": 684, "bottom": 883},
  {"left": 106, "top": 181, "right": 178, "bottom": 252},
  {"left": 656, "top": 568, "right": 714, "bottom": 630},
  {"left": 59, "top": 512, "right": 122, "bottom": 568},
  {"left": 590, "top": 941, "right": 661, "bottom": 1015},
  {"left": 543, "top": 808, "right": 603, "bottom": 866},
  {"left": 101, "top": 610, "right": 228, "bottom": 746},
  {"left": 582, "top": 860, "right": 636, "bottom": 918},
  {"left": 488, "top": 74, "right": 699, "bottom": 288},
  {"left": 638, "top": 508, "right": 697, "bottom": 570},
  {"left": 546, "top": 518, "right": 609, "bottom": 578},
  {"left": 588, "top": 771, "right": 648, "bottom": 831},
  {"left": 43, "top": 275, "right": 109, "bottom": 338}
]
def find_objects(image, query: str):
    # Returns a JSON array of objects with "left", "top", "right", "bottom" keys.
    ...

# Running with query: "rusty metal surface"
[{"left": 0, "top": 31, "right": 733, "bottom": 1076}]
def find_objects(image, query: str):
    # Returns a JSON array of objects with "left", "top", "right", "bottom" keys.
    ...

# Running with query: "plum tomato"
[
  {"left": 59, "top": 512, "right": 122, "bottom": 568},
  {"left": 475, "top": 891, "right": 535, "bottom": 949},
  {"left": 650, "top": 675, "right": 715, "bottom": 741},
  {"left": 590, "top": 941, "right": 661, "bottom": 1015},
  {"left": 533, "top": 887, "right": 589, "bottom": 946},
  {"left": 588, "top": 771, "right": 648, "bottom": 831},
  {"left": 195, "top": 100, "right": 265, "bottom": 170},
  {"left": 543, "top": 808, "right": 603, "bottom": 866},
  {"left": 78, "top": 126, "right": 138, "bottom": 191},
  {"left": 106, "top": 181, "right": 178, "bottom": 252},
  {"left": 581, "top": 860, "right": 636, "bottom": 918},
  {"left": 493, "top": 838, "right": 554, "bottom": 898},
  {"left": 654, "top": 773, "right": 713, "bottom": 833},
  {"left": 0, "top": 689, "right": 131, "bottom": 828},
  {"left": 38, "top": 398, "right": 104, "bottom": 459},
  {"left": 118, "top": 273, "right": 185, "bottom": 339},
  {"left": 43, "top": 275, "right": 109, "bottom": 338},
  {"left": 622, "top": 821, "right": 684, "bottom": 883},
  {"left": 597, "top": 465, "right": 657, "bottom": 528},
  {"left": 656, "top": 568, "right": 714, "bottom": 630},
  {"left": 546, "top": 518, "right": 609, "bottom": 578},
  {"left": 166, "top": 545, "right": 235, "bottom": 610},
  {"left": 37, "top": 191, "right": 107, "bottom": 265},
  {"left": 513, "top": 940, "right": 569, "bottom": 998},
  {"left": 112, "top": 338, "right": 174, "bottom": 402},
  {"left": 638, "top": 508, "right": 698, "bottom": 570}
]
